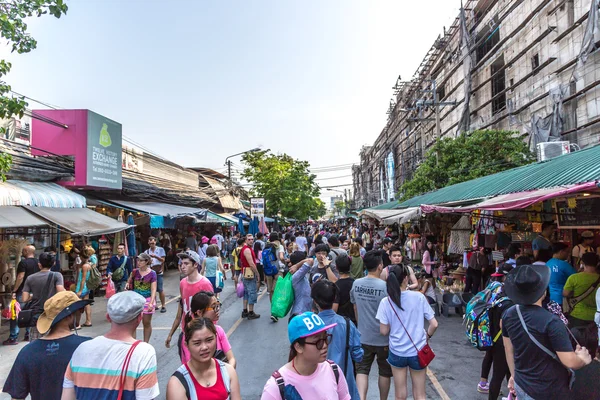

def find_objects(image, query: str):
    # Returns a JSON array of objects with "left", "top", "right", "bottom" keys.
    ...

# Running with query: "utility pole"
[{"left": 227, "top": 160, "right": 232, "bottom": 180}]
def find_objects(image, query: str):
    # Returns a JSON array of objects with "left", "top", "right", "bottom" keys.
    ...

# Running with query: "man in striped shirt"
[{"left": 62, "top": 291, "right": 160, "bottom": 400}]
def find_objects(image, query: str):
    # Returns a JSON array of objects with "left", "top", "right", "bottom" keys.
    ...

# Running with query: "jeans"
[
  {"left": 157, "top": 274, "right": 164, "bottom": 293},
  {"left": 387, "top": 351, "right": 423, "bottom": 370},
  {"left": 116, "top": 280, "right": 127, "bottom": 293},
  {"left": 9, "top": 295, "right": 30, "bottom": 340},
  {"left": 243, "top": 278, "right": 258, "bottom": 304},
  {"left": 514, "top": 382, "right": 535, "bottom": 399}
]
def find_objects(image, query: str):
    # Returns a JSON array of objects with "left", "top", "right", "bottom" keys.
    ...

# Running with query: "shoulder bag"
[
  {"left": 562, "top": 275, "right": 600, "bottom": 315},
  {"left": 18, "top": 272, "right": 55, "bottom": 328},
  {"left": 516, "top": 305, "right": 576, "bottom": 389},
  {"left": 387, "top": 297, "right": 435, "bottom": 368},
  {"left": 117, "top": 340, "right": 141, "bottom": 400}
]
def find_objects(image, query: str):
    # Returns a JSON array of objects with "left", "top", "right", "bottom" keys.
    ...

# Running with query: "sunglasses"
[
  {"left": 206, "top": 302, "right": 221, "bottom": 313},
  {"left": 304, "top": 334, "right": 332, "bottom": 350}
]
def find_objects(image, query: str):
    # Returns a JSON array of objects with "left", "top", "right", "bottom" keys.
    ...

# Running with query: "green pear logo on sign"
[{"left": 99, "top": 123, "right": 112, "bottom": 148}]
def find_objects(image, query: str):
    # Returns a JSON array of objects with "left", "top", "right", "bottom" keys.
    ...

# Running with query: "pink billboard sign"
[{"left": 31, "top": 109, "right": 122, "bottom": 189}]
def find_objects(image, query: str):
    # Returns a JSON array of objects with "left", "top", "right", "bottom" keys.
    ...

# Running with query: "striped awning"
[{"left": 0, "top": 180, "right": 86, "bottom": 208}]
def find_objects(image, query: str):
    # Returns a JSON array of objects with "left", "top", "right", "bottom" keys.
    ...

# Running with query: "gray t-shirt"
[
  {"left": 23, "top": 271, "right": 63, "bottom": 313},
  {"left": 350, "top": 276, "right": 388, "bottom": 346},
  {"left": 329, "top": 248, "right": 348, "bottom": 268}
]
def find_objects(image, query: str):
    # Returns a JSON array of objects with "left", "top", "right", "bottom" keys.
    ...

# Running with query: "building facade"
[{"left": 354, "top": 0, "right": 600, "bottom": 209}]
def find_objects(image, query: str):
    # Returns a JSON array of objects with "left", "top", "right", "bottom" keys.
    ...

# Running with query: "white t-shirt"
[
  {"left": 376, "top": 292, "right": 435, "bottom": 357},
  {"left": 296, "top": 236, "right": 308, "bottom": 252},
  {"left": 145, "top": 247, "right": 166, "bottom": 273},
  {"left": 596, "top": 289, "right": 600, "bottom": 345},
  {"left": 213, "top": 234, "right": 225, "bottom": 250}
]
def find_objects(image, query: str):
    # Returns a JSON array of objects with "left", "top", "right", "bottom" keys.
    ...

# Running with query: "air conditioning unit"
[{"left": 536, "top": 141, "right": 570, "bottom": 161}]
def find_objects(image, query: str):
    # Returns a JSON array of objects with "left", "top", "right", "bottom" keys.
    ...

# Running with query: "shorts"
[
  {"left": 157, "top": 274, "right": 164, "bottom": 293},
  {"left": 243, "top": 278, "right": 258, "bottom": 304},
  {"left": 387, "top": 351, "right": 423, "bottom": 370},
  {"left": 207, "top": 276, "right": 222, "bottom": 294},
  {"left": 266, "top": 273, "right": 280, "bottom": 294},
  {"left": 234, "top": 269, "right": 242, "bottom": 277},
  {"left": 356, "top": 344, "right": 393, "bottom": 378},
  {"left": 142, "top": 297, "right": 155, "bottom": 315}
]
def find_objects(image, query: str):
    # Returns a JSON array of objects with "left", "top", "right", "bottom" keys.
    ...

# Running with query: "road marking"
[
  {"left": 226, "top": 289, "right": 268, "bottom": 337},
  {"left": 427, "top": 368, "right": 451, "bottom": 400},
  {"left": 165, "top": 295, "right": 181, "bottom": 305}
]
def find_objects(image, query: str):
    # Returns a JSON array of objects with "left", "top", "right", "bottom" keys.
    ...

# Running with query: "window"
[
  {"left": 476, "top": 16, "right": 500, "bottom": 62},
  {"left": 436, "top": 84, "right": 446, "bottom": 101},
  {"left": 531, "top": 53, "right": 540, "bottom": 71},
  {"left": 491, "top": 56, "right": 506, "bottom": 114}
]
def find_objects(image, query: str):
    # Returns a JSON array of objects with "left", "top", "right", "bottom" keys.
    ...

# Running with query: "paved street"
[{"left": 1, "top": 269, "right": 507, "bottom": 399}]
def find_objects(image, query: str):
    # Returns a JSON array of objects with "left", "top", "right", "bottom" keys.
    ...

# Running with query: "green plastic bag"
[{"left": 271, "top": 274, "right": 294, "bottom": 318}]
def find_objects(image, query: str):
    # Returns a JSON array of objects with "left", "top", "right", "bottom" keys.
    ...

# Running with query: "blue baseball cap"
[{"left": 288, "top": 312, "right": 337, "bottom": 344}]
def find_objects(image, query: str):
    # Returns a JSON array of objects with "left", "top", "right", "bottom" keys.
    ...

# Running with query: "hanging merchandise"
[{"left": 447, "top": 215, "right": 472, "bottom": 255}]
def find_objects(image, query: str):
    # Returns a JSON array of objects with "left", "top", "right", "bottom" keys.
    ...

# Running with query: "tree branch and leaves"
[
  {"left": 0, "top": 0, "right": 68, "bottom": 181},
  {"left": 241, "top": 150, "right": 326, "bottom": 220},
  {"left": 398, "top": 130, "right": 535, "bottom": 201}
]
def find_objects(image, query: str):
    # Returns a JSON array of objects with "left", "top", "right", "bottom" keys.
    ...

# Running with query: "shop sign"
[
  {"left": 86, "top": 111, "right": 122, "bottom": 189},
  {"left": 555, "top": 196, "right": 600, "bottom": 229},
  {"left": 250, "top": 197, "right": 265, "bottom": 218}
]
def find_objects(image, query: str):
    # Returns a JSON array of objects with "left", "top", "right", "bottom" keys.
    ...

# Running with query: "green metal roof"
[
  {"left": 370, "top": 200, "right": 401, "bottom": 210},
  {"left": 398, "top": 144, "right": 600, "bottom": 208}
]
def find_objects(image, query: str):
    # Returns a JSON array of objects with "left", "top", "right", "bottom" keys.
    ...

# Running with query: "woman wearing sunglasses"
[
  {"left": 261, "top": 311, "right": 351, "bottom": 399},
  {"left": 180, "top": 291, "right": 236, "bottom": 368},
  {"left": 167, "top": 318, "right": 241, "bottom": 400}
]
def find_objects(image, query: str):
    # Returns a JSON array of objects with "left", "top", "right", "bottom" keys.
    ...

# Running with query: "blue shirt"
[
  {"left": 3, "top": 334, "right": 91, "bottom": 400},
  {"left": 546, "top": 258, "right": 576, "bottom": 303},
  {"left": 319, "top": 309, "right": 363, "bottom": 400},
  {"left": 291, "top": 263, "right": 312, "bottom": 316},
  {"left": 107, "top": 255, "right": 133, "bottom": 282}
]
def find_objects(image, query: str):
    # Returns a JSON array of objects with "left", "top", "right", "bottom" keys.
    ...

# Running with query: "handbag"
[
  {"left": 216, "top": 270, "right": 225, "bottom": 289},
  {"left": 516, "top": 305, "right": 576, "bottom": 389},
  {"left": 117, "top": 340, "right": 141, "bottom": 400},
  {"left": 18, "top": 272, "right": 55, "bottom": 328},
  {"left": 387, "top": 298, "right": 435, "bottom": 368},
  {"left": 562, "top": 275, "right": 600, "bottom": 315}
]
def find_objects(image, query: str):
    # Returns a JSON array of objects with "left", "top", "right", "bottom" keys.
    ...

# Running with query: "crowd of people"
[{"left": 2, "top": 222, "right": 600, "bottom": 399}]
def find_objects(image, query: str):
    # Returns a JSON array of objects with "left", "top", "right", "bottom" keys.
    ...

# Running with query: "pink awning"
[{"left": 420, "top": 182, "right": 598, "bottom": 214}]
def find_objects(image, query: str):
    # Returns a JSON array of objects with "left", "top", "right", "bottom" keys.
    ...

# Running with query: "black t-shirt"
[
  {"left": 502, "top": 304, "right": 574, "bottom": 399},
  {"left": 335, "top": 277, "right": 356, "bottom": 323},
  {"left": 3, "top": 334, "right": 91, "bottom": 400},
  {"left": 572, "top": 360, "right": 600, "bottom": 399},
  {"left": 16, "top": 258, "right": 39, "bottom": 294},
  {"left": 381, "top": 251, "right": 391, "bottom": 267}
]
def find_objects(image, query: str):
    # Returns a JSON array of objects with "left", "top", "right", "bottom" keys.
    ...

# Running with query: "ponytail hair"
[
  {"left": 386, "top": 264, "right": 408, "bottom": 310},
  {"left": 184, "top": 290, "right": 215, "bottom": 326}
]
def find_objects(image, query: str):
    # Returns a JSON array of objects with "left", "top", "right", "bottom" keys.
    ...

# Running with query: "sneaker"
[
  {"left": 241, "top": 310, "right": 249, "bottom": 318},
  {"left": 2, "top": 338, "right": 18, "bottom": 345},
  {"left": 477, "top": 381, "right": 489, "bottom": 394},
  {"left": 248, "top": 311, "right": 261, "bottom": 320},
  {"left": 24, "top": 333, "right": 30, "bottom": 342},
  {"left": 270, "top": 315, "right": 279, "bottom": 322},
  {"left": 160, "top": 307, "right": 166, "bottom": 313}
]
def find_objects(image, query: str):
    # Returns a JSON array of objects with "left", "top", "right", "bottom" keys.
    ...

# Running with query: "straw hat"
[
  {"left": 37, "top": 291, "right": 92, "bottom": 334},
  {"left": 449, "top": 266, "right": 466, "bottom": 275}
]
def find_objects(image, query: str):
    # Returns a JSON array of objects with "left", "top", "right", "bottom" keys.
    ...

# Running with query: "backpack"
[
  {"left": 262, "top": 245, "right": 278, "bottom": 276},
  {"left": 464, "top": 281, "right": 510, "bottom": 351},
  {"left": 87, "top": 263, "right": 102, "bottom": 290},
  {"left": 272, "top": 360, "right": 339, "bottom": 399}
]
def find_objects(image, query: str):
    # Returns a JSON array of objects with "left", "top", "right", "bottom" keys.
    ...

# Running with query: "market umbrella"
[
  {"left": 249, "top": 216, "right": 259, "bottom": 235},
  {"left": 238, "top": 216, "right": 246, "bottom": 236},
  {"left": 126, "top": 213, "right": 137, "bottom": 257}
]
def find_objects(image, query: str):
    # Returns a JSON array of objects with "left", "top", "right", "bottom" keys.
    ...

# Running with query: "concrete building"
[{"left": 353, "top": 0, "right": 600, "bottom": 209}]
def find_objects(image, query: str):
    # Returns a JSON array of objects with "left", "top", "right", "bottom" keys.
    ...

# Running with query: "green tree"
[
  {"left": 333, "top": 200, "right": 346, "bottom": 216},
  {"left": 398, "top": 130, "right": 535, "bottom": 201},
  {"left": 0, "top": 0, "right": 68, "bottom": 181},
  {"left": 241, "top": 150, "right": 323, "bottom": 221}
]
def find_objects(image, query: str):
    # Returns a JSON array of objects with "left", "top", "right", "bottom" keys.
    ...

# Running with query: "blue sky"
[{"left": 3, "top": 0, "right": 462, "bottom": 199}]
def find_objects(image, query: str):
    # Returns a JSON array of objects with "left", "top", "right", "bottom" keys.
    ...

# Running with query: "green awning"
[
  {"left": 370, "top": 200, "right": 401, "bottom": 210},
  {"left": 399, "top": 144, "right": 600, "bottom": 208}
]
